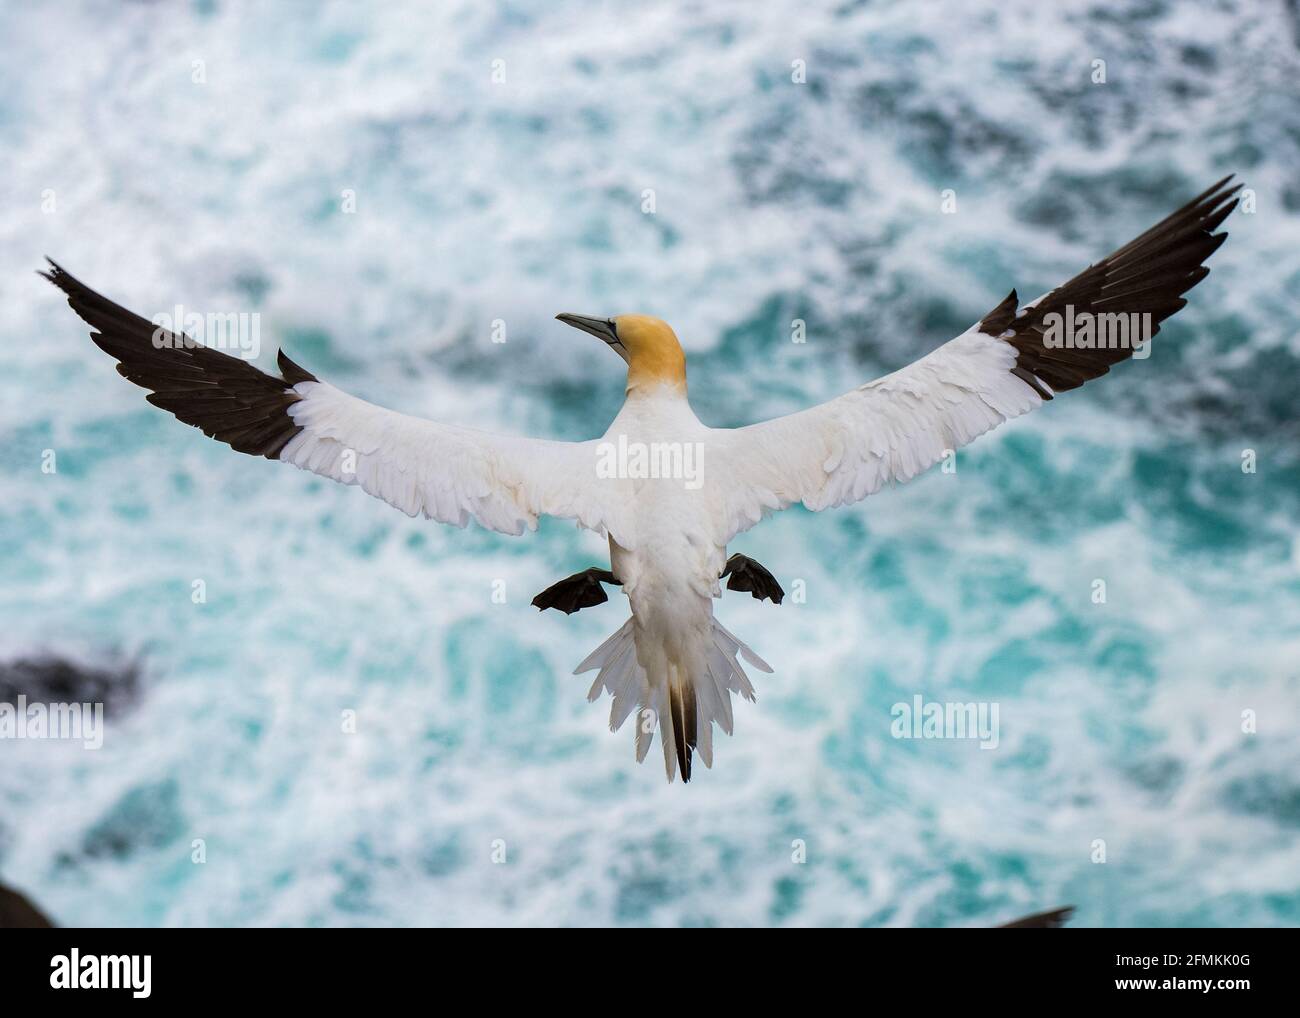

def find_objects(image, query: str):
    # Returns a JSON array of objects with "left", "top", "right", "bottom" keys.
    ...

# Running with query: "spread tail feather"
[
  {"left": 667, "top": 674, "right": 693, "bottom": 782},
  {"left": 574, "top": 616, "right": 768, "bottom": 783}
]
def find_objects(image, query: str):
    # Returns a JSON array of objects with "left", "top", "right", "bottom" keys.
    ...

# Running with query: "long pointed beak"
[{"left": 556, "top": 313, "right": 629, "bottom": 362}]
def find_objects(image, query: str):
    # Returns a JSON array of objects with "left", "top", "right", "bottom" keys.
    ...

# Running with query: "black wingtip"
[
  {"left": 1205, "top": 171, "right": 1234, "bottom": 192},
  {"left": 42, "top": 264, "right": 314, "bottom": 460},
  {"left": 977, "top": 288, "right": 1020, "bottom": 337},
  {"left": 40, "top": 258, "right": 78, "bottom": 294},
  {"left": 996, "top": 905, "right": 1076, "bottom": 929},
  {"left": 277, "top": 348, "right": 319, "bottom": 387},
  {"left": 993, "top": 175, "right": 1240, "bottom": 395}
]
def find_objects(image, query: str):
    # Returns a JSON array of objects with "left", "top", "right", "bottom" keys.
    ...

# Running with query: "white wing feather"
[
  {"left": 281, "top": 379, "right": 629, "bottom": 541},
  {"left": 710, "top": 325, "right": 1044, "bottom": 542}
]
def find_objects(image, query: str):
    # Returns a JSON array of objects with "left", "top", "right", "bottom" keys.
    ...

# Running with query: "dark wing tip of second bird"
[
  {"left": 978, "top": 175, "right": 1240, "bottom": 399},
  {"left": 996, "top": 905, "right": 1076, "bottom": 929}
]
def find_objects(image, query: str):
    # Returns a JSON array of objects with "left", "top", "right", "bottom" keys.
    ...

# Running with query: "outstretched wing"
[
  {"left": 711, "top": 176, "right": 1239, "bottom": 541},
  {"left": 43, "top": 262, "right": 626, "bottom": 540}
]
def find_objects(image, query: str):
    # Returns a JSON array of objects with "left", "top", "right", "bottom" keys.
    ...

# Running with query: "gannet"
[{"left": 43, "top": 176, "right": 1238, "bottom": 783}]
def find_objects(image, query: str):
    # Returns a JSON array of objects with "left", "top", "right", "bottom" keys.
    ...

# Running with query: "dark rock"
[{"left": 0, "top": 655, "right": 140, "bottom": 718}]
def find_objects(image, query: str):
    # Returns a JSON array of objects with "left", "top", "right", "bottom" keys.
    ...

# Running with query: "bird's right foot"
[
  {"left": 531, "top": 567, "right": 619, "bottom": 614},
  {"left": 721, "top": 553, "right": 784, "bottom": 604}
]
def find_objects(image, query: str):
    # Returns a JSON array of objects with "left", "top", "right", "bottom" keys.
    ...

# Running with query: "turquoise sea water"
[{"left": 0, "top": 0, "right": 1297, "bottom": 927}]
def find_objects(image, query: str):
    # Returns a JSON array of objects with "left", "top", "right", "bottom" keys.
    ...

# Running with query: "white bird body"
[
  {"left": 595, "top": 383, "right": 765, "bottom": 780},
  {"left": 43, "top": 175, "right": 1240, "bottom": 783}
]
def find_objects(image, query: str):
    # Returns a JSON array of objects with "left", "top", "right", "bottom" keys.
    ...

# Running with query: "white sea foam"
[{"left": 0, "top": 0, "right": 1297, "bottom": 927}]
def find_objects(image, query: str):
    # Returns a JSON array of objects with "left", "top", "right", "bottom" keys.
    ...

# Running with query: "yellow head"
[{"left": 556, "top": 312, "right": 686, "bottom": 393}]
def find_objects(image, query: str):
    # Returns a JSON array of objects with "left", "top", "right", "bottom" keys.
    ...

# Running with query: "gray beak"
[{"left": 556, "top": 313, "right": 629, "bottom": 362}]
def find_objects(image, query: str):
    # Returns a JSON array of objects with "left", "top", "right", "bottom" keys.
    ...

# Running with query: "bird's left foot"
[
  {"left": 721, "top": 553, "right": 784, "bottom": 604},
  {"left": 531, "top": 567, "right": 619, "bottom": 614}
]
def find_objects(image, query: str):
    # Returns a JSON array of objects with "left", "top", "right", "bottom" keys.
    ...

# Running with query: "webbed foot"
[
  {"left": 721, "top": 554, "right": 784, "bottom": 604},
  {"left": 531, "top": 567, "right": 619, "bottom": 614}
]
